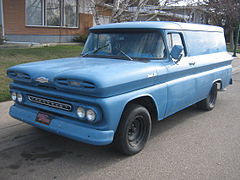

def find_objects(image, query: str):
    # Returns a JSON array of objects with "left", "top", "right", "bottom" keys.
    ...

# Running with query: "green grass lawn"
[
  {"left": 227, "top": 45, "right": 240, "bottom": 53},
  {"left": 0, "top": 45, "right": 83, "bottom": 102}
]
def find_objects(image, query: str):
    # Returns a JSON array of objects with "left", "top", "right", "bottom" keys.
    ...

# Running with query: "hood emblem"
[{"left": 36, "top": 77, "right": 49, "bottom": 83}]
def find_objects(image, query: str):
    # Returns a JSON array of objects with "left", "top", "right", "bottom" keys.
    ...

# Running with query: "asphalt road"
[{"left": 0, "top": 66, "right": 240, "bottom": 180}]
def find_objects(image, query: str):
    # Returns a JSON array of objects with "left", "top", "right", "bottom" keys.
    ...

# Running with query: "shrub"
[
  {"left": 73, "top": 34, "right": 88, "bottom": 43},
  {"left": 0, "top": 36, "right": 3, "bottom": 45}
]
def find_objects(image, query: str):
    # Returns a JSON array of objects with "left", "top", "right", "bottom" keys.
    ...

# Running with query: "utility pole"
[
  {"left": 0, "top": 0, "right": 5, "bottom": 44},
  {"left": 233, "top": 23, "right": 240, "bottom": 57}
]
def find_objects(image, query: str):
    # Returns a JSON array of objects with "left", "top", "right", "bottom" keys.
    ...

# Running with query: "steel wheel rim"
[{"left": 127, "top": 115, "right": 145, "bottom": 147}]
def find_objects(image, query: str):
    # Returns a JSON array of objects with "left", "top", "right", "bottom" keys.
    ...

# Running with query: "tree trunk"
[
  {"left": 94, "top": 8, "right": 101, "bottom": 25},
  {"left": 111, "top": 0, "right": 120, "bottom": 23},
  {"left": 230, "top": 28, "right": 235, "bottom": 49},
  {"left": 233, "top": 24, "right": 240, "bottom": 57},
  {"left": 132, "top": 0, "right": 150, "bottom": 21},
  {"left": 89, "top": 1, "right": 101, "bottom": 25}
]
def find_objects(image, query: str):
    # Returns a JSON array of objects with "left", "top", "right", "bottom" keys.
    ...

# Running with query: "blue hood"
[{"left": 7, "top": 57, "right": 164, "bottom": 97}]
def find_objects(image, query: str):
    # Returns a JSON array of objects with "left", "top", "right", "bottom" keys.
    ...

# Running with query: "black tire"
[
  {"left": 113, "top": 103, "right": 152, "bottom": 155},
  {"left": 197, "top": 83, "right": 218, "bottom": 111}
]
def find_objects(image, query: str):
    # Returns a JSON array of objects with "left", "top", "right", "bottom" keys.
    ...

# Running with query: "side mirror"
[{"left": 170, "top": 45, "right": 183, "bottom": 63}]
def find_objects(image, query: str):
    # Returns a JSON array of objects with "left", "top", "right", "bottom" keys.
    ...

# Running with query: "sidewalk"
[
  {"left": 0, "top": 41, "right": 83, "bottom": 49},
  {"left": 232, "top": 53, "right": 240, "bottom": 73}
]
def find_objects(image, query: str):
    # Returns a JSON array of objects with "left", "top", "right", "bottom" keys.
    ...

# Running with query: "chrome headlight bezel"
[
  {"left": 76, "top": 106, "right": 98, "bottom": 123},
  {"left": 86, "top": 109, "right": 96, "bottom": 122},
  {"left": 16, "top": 93, "right": 23, "bottom": 103},
  {"left": 77, "top": 107, "right": 86, "bottom": 119},
  {"left": 11, "top": 91, "right": 23, "bottom": 103},
  {"left": 11, "top": 92, "right": 17, "bottom": 101}
]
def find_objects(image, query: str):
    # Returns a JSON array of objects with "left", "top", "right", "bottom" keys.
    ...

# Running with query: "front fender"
[{"left": 99, "top": 82, "right": 168, "bottom": 132}]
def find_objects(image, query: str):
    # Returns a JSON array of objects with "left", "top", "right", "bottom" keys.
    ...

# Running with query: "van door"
[{"left": 164, "top": 32, "right": 196, "bottom": 117}]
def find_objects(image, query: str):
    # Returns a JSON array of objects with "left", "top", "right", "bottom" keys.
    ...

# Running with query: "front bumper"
[{"left": 9, "top": 104, "right": 114, "bottom": 145}]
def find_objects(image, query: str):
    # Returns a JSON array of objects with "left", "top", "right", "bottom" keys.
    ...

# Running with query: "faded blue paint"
[
  {"left": 7, "top": 21, "right": 232, "bottom": 145},
  {"left": 90, "top": 21, "right": 224, "bottom": 32}
]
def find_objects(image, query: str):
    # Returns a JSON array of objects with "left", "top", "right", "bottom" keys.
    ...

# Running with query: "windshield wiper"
[
  {"left": 82, "top": 44, "right": 134, "bottom": 61},
  {"left": 81, "top": 43, "right": 110, "bottom": 57},
  {"left": 114, "top": 47, "right": 134, "bottom": 61}
]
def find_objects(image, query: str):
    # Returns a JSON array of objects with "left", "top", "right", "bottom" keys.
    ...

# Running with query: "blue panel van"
[{"left": 7, "top": 22, "right": 233, "bottom": 155}]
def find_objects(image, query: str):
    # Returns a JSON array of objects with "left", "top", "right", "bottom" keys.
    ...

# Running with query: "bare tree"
[
  {"left": 145, "top": 0, "right": 180, "bottom": 21},
  {"left": 204, "top": 0, "right": 240, "bottom": 49},
  {"left": 130, "top": 0, "right": 151, "bottom": 21},
  {"left": 233, "top": 24, "right": 240, "bottom": 56},
  {"left": 111, "top": 0, "right": 132, "bottom": 23},
  {"left": 89, "top": 0, "right": 106, "bottom": 25},
  {"left": 89, "top": 0, "right": 224, "bottom": 25},
  {"left": 90, "top": 0, "right": 153, "bottom": 23},
  {"left": 110, "top": 0, "right": 190, "bottom": 22}
]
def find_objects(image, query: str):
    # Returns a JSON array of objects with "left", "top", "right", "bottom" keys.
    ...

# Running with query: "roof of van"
[{"left": 90, "top": 21, "right": 223, "bottom": 32}]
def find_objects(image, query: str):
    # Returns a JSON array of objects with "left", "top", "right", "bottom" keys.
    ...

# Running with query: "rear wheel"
[
  {"left": 197, "top": 83, "right": 218, "bottom": 111},
  {"left": 113, "top": 104, "right": 152, "bottom": 155}
]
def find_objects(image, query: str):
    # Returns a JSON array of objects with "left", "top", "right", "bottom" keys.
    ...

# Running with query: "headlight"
[
  {"left": 11, "top": 92, "right": 17, "bottom": 101},
  {"left": 17, "top": 93, "right": 23, "bottom": 103},
  {"left": 77, "top": 107, "right": 85, "bottom": 118},
  {"left": 86, "top": 109, "right": 96, "bottom": 122}
]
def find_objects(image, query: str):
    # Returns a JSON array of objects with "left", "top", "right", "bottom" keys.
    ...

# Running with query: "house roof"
[{"left": 90, "top": 21, "right": 223, "bottom": 32}]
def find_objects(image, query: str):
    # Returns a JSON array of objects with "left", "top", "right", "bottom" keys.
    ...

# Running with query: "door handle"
[{"left": 189, "top": 62, "right": 195, "bottom": 66}]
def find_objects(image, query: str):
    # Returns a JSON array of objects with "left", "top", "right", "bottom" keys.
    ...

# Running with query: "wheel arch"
[
  {"left": 212, "top": 79, "right": 223, "bottom": 90},
  {"left": 122, "top": 95, "right": 159, "bottom": 122}
]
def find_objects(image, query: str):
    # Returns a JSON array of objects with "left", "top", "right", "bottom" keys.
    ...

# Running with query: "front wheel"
[
  {"left": 113, "top": 104, "right": 152, "bottom": 155},
  {"left": 197, "top": 83, "right": 218, "bottom": 111}
]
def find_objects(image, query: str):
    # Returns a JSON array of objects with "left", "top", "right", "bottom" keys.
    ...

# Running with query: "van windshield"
[{"left": 82, "top": 31, "right": 166, "bottom": 60}]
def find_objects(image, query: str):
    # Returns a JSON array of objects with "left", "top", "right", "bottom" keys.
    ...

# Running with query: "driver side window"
[{"left": 167, "top": 33, "right": 186, "bottom": 56}]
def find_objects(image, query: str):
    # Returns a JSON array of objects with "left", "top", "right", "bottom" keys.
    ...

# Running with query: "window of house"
[
  {"left": 26, "top": 0, "right": 43, "bottom": 26},
  {"left": 64, "top": 0, "right": 77, "bottom": 27},
  {"left": 46, "top": 0, "right": 61, "bottom": 26},
  {"left": 26, "top": 0, "right": 78, "bottom": 27}
]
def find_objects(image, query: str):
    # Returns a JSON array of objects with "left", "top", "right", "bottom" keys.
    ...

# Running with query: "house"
[
  {"left": 0, "top": 0, "right": 95, "bottom": 43},
  {"left": 0, "top": 0, "right": 209, "bottom": 44}
]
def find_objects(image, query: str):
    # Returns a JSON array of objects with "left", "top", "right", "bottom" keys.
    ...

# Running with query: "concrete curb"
[
  {"left": 233, "top": 66, "right": 240, "bottom": 74},
  {"left": 0, "top": 42, "right": 84, "bottom": 49},
  {"left": 232, "top": 55, "right": 240, "bottom": 74}
]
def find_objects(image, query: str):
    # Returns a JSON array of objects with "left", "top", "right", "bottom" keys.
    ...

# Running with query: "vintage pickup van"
[{"left": 7, "top": 22, "right": 232, "bottom": 155}]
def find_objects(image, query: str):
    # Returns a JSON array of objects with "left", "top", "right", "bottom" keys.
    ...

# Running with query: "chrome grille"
[{"left": 28, "top": 95, "right": 72, "bottom": 111}]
